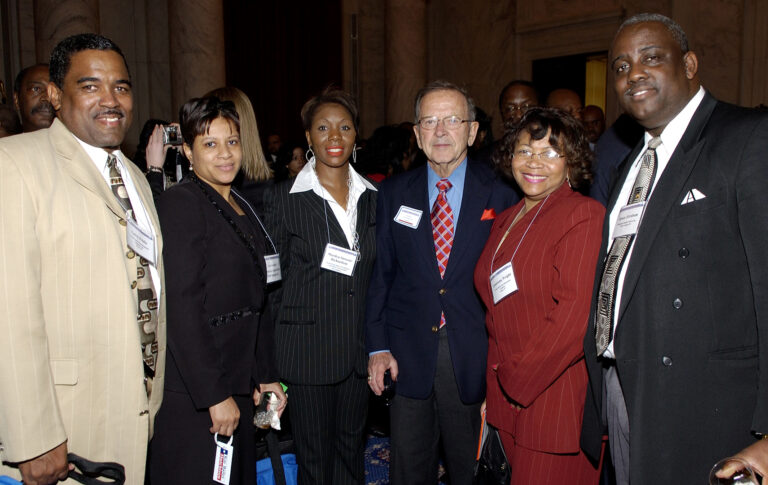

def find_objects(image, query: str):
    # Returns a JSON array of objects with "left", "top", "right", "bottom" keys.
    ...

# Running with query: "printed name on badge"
[
  {"left": 126, "top": 218, "right": 156, "bottom": 265},
  {"left": 490, "top": 261, "right": 518, "bottom": 304},
  {"left": 613, "top": 202, "right": 646, "bottom": 239},
  {"left": 320, "top": 243, "right": 359, "bottom": 276},
  {"left": 265, "top": 253, "right": 282, "bottom": 283},
  {"left": 394, "top": 206, "right": 423, "bottom": 229}
]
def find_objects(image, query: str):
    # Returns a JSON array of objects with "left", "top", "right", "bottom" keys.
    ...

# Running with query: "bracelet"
[{"left": 146, "top": 166, "right": 164, "bottom": 174}]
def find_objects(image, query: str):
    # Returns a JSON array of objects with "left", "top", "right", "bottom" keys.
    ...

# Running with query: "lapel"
[
  {"left": 617, "top": 94, "right": 716, "bottom": 319},
  {"left": 403, "top": 166, "right": 442, "bottom": 280},
  {"left": 289, "top": 184, "right": 349, "bottom": 249},
  {"left": 50, "top": 119, "right": 127, "bottom": 220},
  {"left": 355, "top": 188, "right": 373, "bottom": 248},
  {"left": 443, "top": 160, "right": 491, "bottom": 281}
]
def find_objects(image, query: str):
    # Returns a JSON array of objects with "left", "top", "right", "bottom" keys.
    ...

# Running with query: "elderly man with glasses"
[{"left": 366, "top": 80, "right": 518, "bottom": 484}]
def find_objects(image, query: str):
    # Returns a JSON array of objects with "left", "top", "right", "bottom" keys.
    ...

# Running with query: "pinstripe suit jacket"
[
  {"left": 474, "top": 184, "right": 604, "bottom": 454},
  {"left": 0, "top": 119, "right": 166, "bottom": 485},
  {"left": 264, "top": 177, "right": 376, "bottom": 385}
]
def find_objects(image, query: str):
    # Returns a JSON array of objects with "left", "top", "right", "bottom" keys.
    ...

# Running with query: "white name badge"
[
  {"left": 490, "top": 262, "right": 518, "bottom": 304},
  {"left": 320, "top": 243, "right": 359, "bottom": 276},
  {"left": 126, "top": 218, "right": 157, "bottom": 265},
  {"left": 394, "top": 206, "right": 422, "bottom": 229},
  {"left": 613, "top": 202, "right": 646, "bottom": 239},
  {"left": 212, "top": 433, "right": 233, "bottom": 485},
  {"left": 265, "top": 253, "right": 282, "bottom": 283}
]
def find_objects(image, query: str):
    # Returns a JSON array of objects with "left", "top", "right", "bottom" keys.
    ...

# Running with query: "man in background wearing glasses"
[{"left": 366, "top": 80, "right": 518, "bottom": 484}]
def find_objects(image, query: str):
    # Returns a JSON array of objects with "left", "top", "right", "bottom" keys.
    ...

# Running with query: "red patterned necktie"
[{"left": 431, "top": 178, "right": 453, "bottom": 328}]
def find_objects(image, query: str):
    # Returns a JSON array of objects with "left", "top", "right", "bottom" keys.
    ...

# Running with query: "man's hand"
[
  {"left": 255, "top": 382, "right": 288, "bottom": 417},
  {"left": 18, "top": 441, "right": 71, "bottom": 485},
  {"left": 367, "top": 352, "right": 398, "bottom": 396},
  {"left": 716, "top": 439, "right": 768, "bottom": 479},
  {"left": 208, "top": 396, "right": 240, "bottom": 436}
]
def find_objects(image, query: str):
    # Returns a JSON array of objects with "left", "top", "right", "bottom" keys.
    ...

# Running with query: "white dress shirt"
[
  {"left": 75, "top": 137, "right": 162, "bottom": 299},
  {"left": 289, "top": 158, "right": 376, "bottom": 249},
  {"left": 603, "top": 86, "right": 705, "bottom": 358}
]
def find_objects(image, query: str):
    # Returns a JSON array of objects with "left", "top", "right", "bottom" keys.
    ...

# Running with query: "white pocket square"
[{"left": 681, "top": 188, "right": 706, "bottom": 205}]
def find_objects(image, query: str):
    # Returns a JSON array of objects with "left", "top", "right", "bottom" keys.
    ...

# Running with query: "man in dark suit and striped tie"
[{"left": 366, "top": 80, "right": 518, "bottom": 484}]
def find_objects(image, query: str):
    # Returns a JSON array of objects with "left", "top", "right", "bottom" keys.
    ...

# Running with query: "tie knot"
[
  {"left": 647, "top": 137, "right": 662, "bottom": 150},
  {"left": 436, "top": 179, "right": 452, "bottom": 193}
]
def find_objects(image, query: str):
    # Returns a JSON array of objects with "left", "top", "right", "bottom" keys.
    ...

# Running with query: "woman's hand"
[
  {"left": 255, "top": 382, "right": 287, "bottom": 417},
  {"left": 208, "top": 396, "right": 240, "bottom": 436},
  {"left": 146, "top": 123, "right": 177, "bottom": 170}
]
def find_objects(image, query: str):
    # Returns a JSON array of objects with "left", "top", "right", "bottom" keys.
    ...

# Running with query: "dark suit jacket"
[
  {"left": 366, "top": 160, "right": 518, "bottom": 403},
  {"left": 264, "top": 178, "right": 377, "bottom": 385},
  {"left": 581, "top": 93, "right": 768, "bottom": 484},
  {"left": 157, "top": 178, "right": 277, "bottom": 408}
]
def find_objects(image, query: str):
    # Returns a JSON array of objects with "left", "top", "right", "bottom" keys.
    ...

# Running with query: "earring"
[
  {"left": 306, "top": 147, "right": 315, "bottom": 162},
  {"left": 566, "top": 174, "right": 572, "bottom": 188},
  {"left": 352, "top": 143, "right": 357, "bottom": 164}
]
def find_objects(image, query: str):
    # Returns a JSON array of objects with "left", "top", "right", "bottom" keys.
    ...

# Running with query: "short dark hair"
[
  {"left": 494, "top": 107, "right": 593, "bottom": 189},
  {"left": 300, "top": 87, "right": 359, "bottom": 132},
  {"left": 414, "top": 80, "right": 476, "bottom": 123},
  {"left": 617, "top": 13, "right": 689, "bottom": 53},
  {"left": 498, "top": 80, "right": 539, "bottom": 111},
  {"left": 49, "top": 33, "right": 129, "bottom": 88},
  {"left": 179, "top": 96, "right": 240, "bottom": 146},
  {"left": 14, "top": 63, "right": 48, "bottom": 95}
]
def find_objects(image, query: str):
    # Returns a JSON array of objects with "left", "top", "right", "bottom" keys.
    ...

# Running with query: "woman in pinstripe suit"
[
  {"left": 264, "top": 89, "right": 376, "bottom": 485},
  {"left": 474, "top": 108, "right": 605, "bottom": 484}
]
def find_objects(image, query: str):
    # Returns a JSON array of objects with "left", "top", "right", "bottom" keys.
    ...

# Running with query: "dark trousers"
[
  {"left": 390, "top": 327, "right": 482, "bottom": 485},
  {"left": 288, "top": 372, "right": 369, "bottom": 485}
]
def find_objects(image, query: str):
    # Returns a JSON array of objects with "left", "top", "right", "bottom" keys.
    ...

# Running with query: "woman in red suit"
[{"left": 474, "top": 107, "right": 605, "bottom": 483}]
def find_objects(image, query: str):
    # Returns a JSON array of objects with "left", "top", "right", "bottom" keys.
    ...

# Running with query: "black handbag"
[
  {"left": 473, "top": 413, "right": 511, "bottom": 485},
  {"left": 66, "top": 453, "right": 125, "bottom": 484}
]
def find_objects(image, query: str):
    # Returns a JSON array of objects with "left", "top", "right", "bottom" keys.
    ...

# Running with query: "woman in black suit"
[
  {"left": 264, "top": 89, "right": 376, "bottom": 485},
  {"left": 150, "top": 96, "right": 285, "bottom": 484}
]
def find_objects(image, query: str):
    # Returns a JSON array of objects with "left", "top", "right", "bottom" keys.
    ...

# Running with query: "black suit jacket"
[
  {"left": 264, "top": 177, "right": 377, "bottom": 385},
  {"left": 581, "top": 93, "right": 768, "bottom": 484},
  {"left": 157, "top": 178, "right": 277, "bottom": 409},
  {"left": 365, "top": 160, "right": 518, "bottom": 403}
]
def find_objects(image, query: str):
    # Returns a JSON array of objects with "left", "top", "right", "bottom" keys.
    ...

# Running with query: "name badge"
[
  {"left": 613, "top": 202, "right": 646, "bottom": 239},
  {"left": 394, "top": 206, "right": 422, "bottom": 229},
  {"left": 265, "top": 253, "right": 282, "bottom": 283},
  {"left": 126, "top": 218, "right": 157, "bottom": 265},
  {"left": 490, "top": 262, "right": 518, "bottom": 304},
  {"left": 212, "top": 433, "right": 233, "bottom": 485},
  {"left": 320, "top": 243, "right": 359, "bottom": 276}
]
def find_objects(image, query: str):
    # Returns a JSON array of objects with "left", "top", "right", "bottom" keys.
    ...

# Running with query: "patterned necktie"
[
  {"left": 107, "top": 155, "right": 159, "bottom": 381},
  {"left": 595, "top": 137, "right": 661, "bottom": 355},
  {"left": 431, "top": 179, "right": 453, "bottom": 328}
]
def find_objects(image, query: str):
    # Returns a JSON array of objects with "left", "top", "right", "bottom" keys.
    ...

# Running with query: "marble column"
[
  {"left": 385, "top": 0, "right": 426, "bottom": 124},
  {"left": 34, "top": 0, "right": 99, "bottom": 62},
  {"left": 168, "top": 0, "right": 226, "bottom": 114}
]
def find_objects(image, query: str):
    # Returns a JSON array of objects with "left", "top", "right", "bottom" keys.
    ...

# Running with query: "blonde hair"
[{"left": 204, "top": 86, "right": 272, "bottom": 181}]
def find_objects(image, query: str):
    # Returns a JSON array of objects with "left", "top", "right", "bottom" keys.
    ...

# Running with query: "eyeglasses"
[
  {"left": 504, "top": 103, "right": 533, "bottom": 114},
  {"left": 418, "top": 115, "right": 469, "bottom": 131},
  {"left": 514, "top": 148, "right": 563, "bottom": 161}
]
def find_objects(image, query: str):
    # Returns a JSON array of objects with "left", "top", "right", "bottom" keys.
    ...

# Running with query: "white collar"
[
  {"left": 289, "top": 158, "right": 376, "bottom": 195},
  {"left": 650, "top": 86, "right": 706, "bottom": 151}
]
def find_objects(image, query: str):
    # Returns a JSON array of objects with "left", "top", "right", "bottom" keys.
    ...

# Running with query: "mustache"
[
  {"left": 31, "top": 100, "right": 54, "bottom": 115},
  {"left": 94, "top": 109, "right": 124, "bottom": 119}
]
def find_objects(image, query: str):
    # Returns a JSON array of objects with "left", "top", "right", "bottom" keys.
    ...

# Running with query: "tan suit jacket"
[{"left": 0, "top": 119, "right": 166, "bottom": 484}]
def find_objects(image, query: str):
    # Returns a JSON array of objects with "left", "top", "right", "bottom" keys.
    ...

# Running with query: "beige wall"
[{"left": 2, "top": 0, "right": 767, "bottom": 143}]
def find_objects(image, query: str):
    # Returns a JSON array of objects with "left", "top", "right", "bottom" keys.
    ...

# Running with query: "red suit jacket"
[{"left": 474, "top": 184, "right": 604, "bottom": 453}]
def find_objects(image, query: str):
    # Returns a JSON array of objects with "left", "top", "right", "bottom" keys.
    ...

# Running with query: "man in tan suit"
[{"left": 0, "top": 34, "right": 165, "bottom": 485}]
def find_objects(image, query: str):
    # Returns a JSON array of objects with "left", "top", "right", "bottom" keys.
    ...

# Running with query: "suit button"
[
  {"left": 126, "top": 249, "right": 135, "bottom": 259},
  {"left": 678, "top": 247, "right": 689, "bottom": 259},
  {"left": 431, "top": 325, "right": 439, "bottom": 333},
  {"left": 131, "top": 280, "right": 137, "bottom": 289},
  {"left": 348, "top": 289, "right": 355, "bottom": 297},
  {"left": 119, "top": 218, "right": 127, "bottom": 226},
  {"left": 439, "top": 288, "right": 447, "bottom": 295},
  {"left": 662, "top": 356, "right": 673, "bottom": 366},
  {"left": 673, "top": 298, "right": 683, "bottom": 309}
]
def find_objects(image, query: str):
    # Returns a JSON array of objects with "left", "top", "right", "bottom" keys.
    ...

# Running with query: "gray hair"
[
  {"left": 414, "top": 80, "right": 477, "bottom": 123},
  {"left": 617, "top": 13, "right": 689, "bottom": 53}
]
